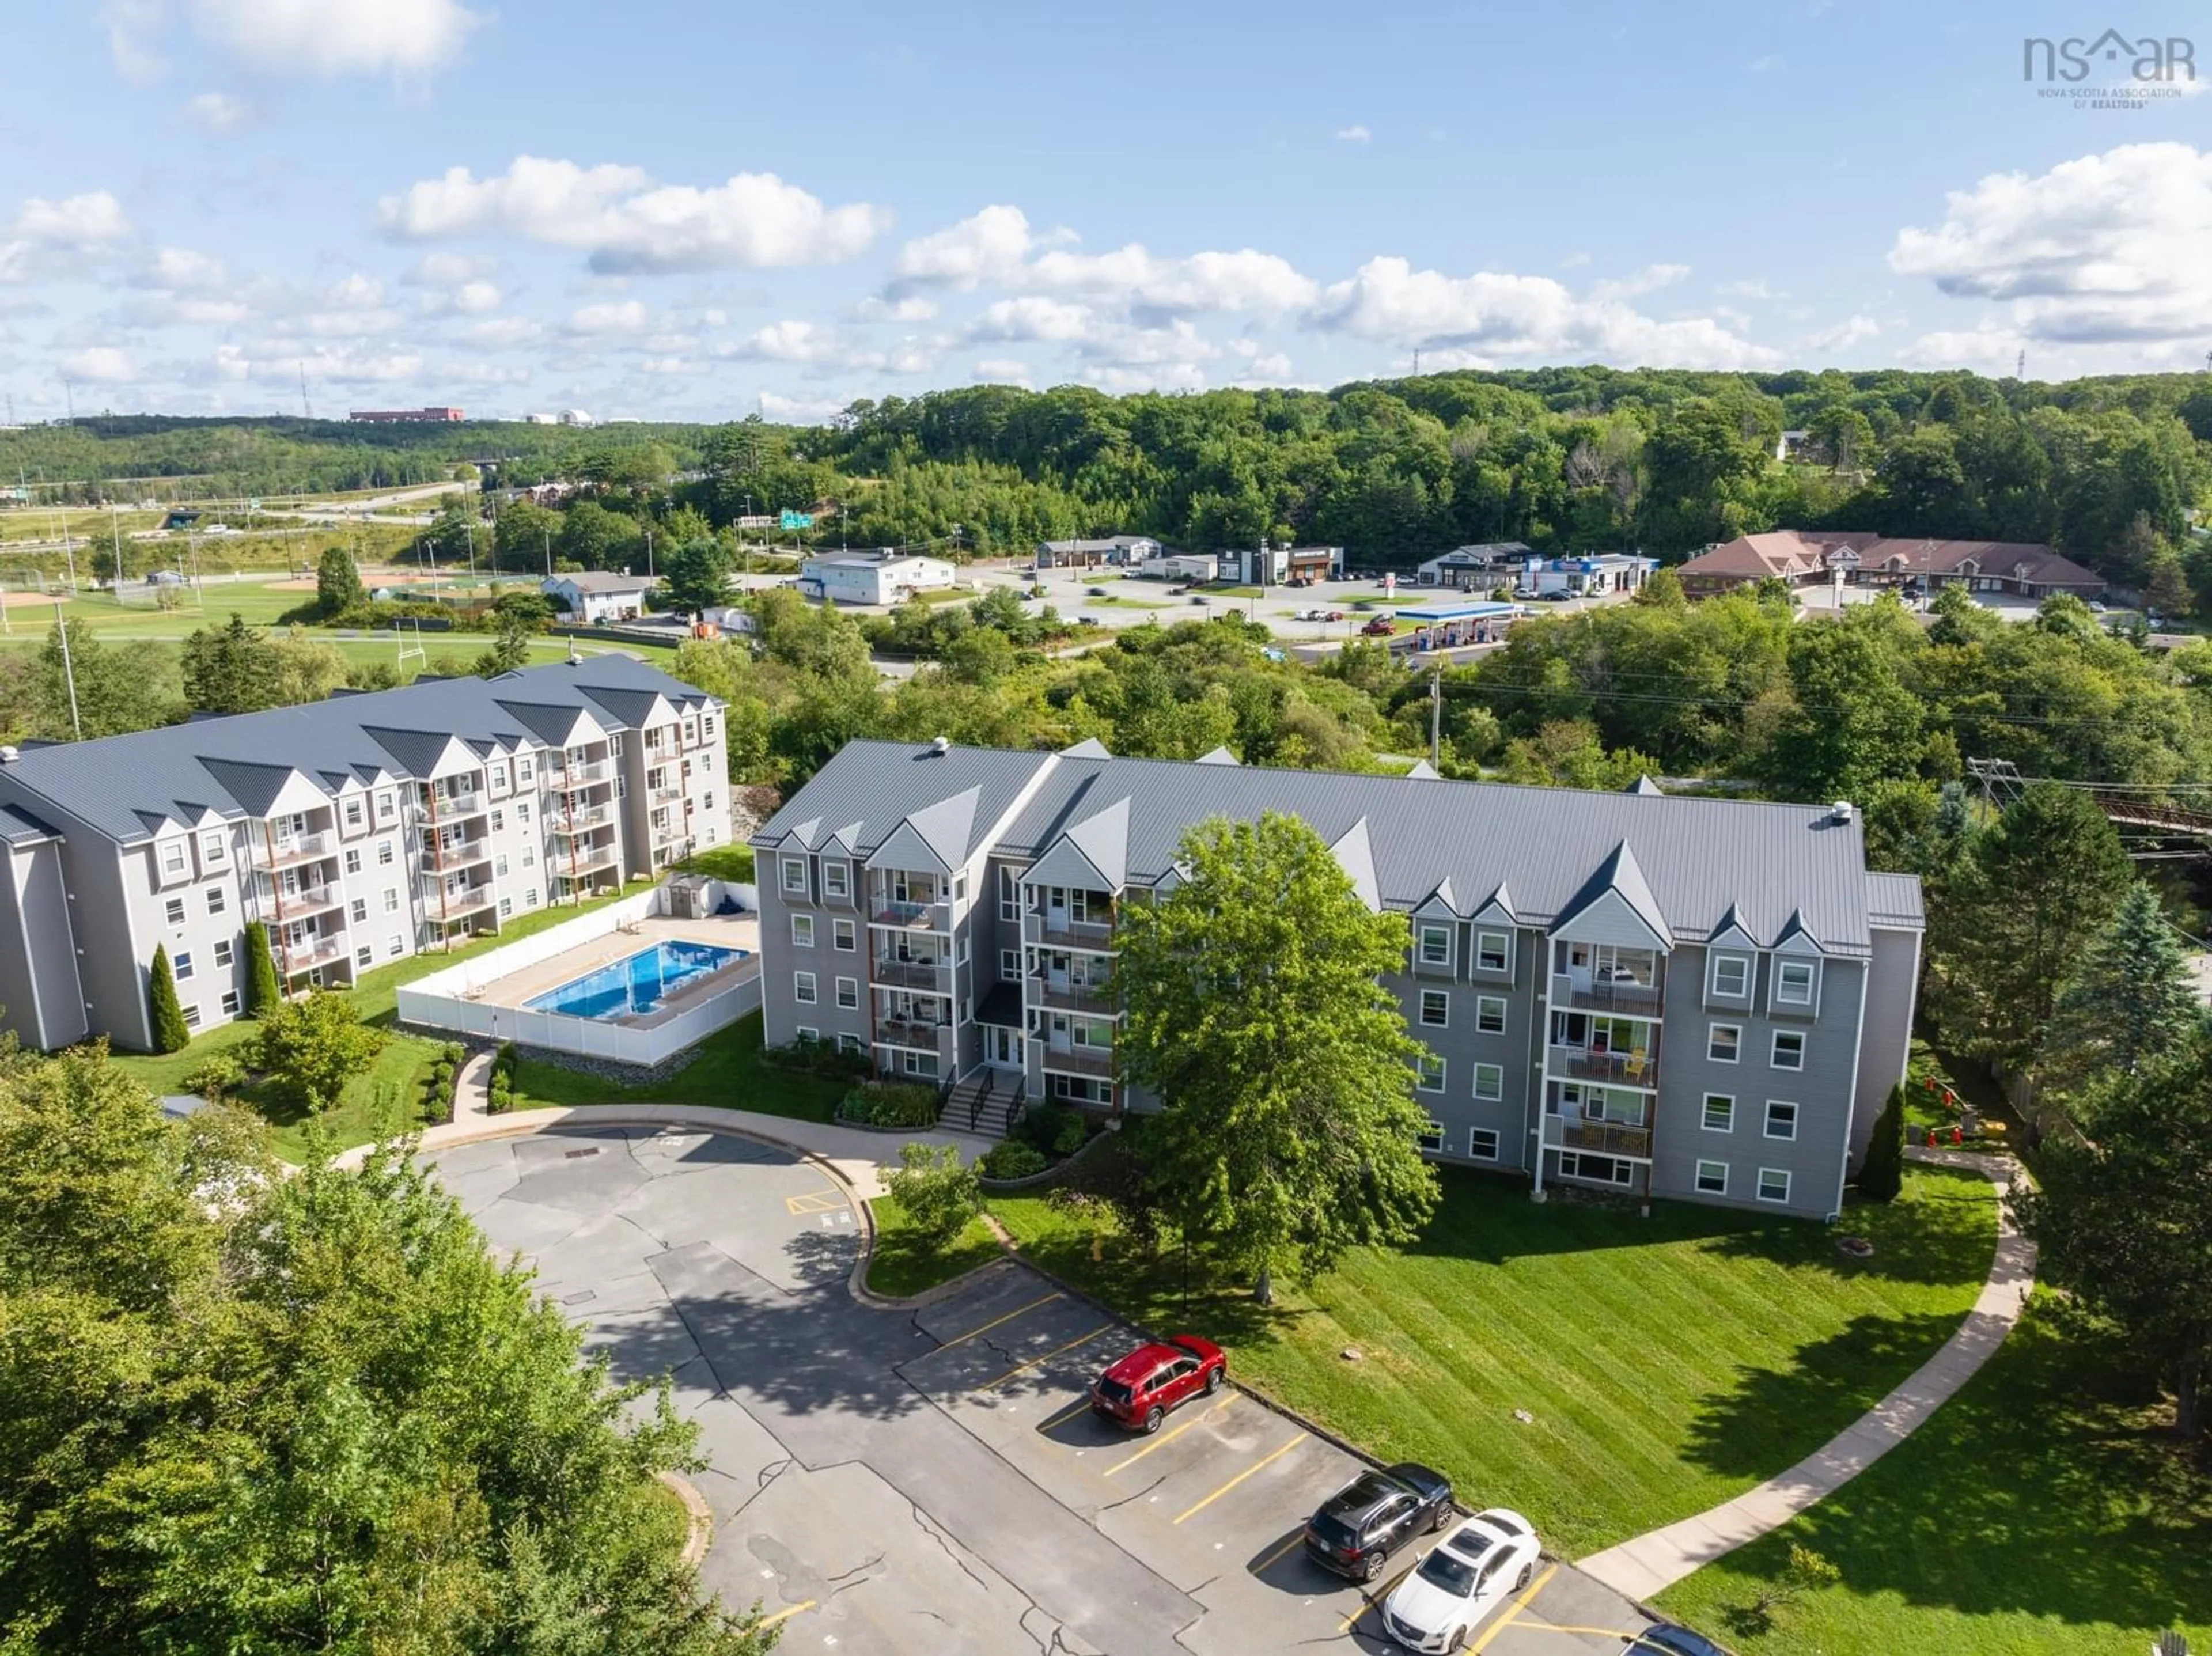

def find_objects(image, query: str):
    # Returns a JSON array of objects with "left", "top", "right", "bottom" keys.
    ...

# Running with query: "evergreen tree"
[
  {"left": 314, "top": 544, "right": 365, "bottom": 618},
  {"left": 146, "top": 944, "right": 190, "bottom": 1054},
  {"left": 2041, "top": 881, "right": 2204, "bottom": 1108},
  {"left": 1857, "top": 1083, "right": 1905, "bottom": 1202},
  {"left": 180, "top": 613, "right": 285, "bottom": 714},
  {"left": 242, "top": 919, "right": 281, "bottom": 1017}
]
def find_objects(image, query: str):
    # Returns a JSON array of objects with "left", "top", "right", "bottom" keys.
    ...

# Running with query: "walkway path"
[{"left": 1577, "top": 1147, "right": 2036, "bottom": 1602}]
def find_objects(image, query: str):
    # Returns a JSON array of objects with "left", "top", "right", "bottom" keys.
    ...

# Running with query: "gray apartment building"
[
  {"left": 0, "top": 658, "right": 727, "bottom": 1054},
  {"left": 751, "top": 738, "right": 1923, "bottom": 1220}
]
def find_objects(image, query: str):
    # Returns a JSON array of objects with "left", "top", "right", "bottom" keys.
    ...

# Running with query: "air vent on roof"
[
  {"left": 1831, "top": 800, "right": 1855, "bottom": 824},
  {"left": 929, "top": 735, "right": 950, "bottom": 755},
  {"left": 0, "top": 745, "right": 17, "bottom": 764}
]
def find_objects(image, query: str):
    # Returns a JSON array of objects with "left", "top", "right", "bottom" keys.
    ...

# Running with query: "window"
[
  {"left": 524, "top": 888, "right": 539, "bottom": 908},
  {"left": 1709, "top": 1023, "right": 1741, "bottom": 1063},
  {"left": 1702, "top": 1093, "right": 1735, "bottom": 1132},
  {"left": 1696, "top": 1159, "right": 1729, "bottom": 1195},
  {"left": 388, "top": 934, "right": 404, "bottom": 958},
  {"left": 377, "top": 840, "right": 394, "bottom": 867},
  {"left": 343, "top": 798, "right": 365, "bottom": 832},
  {"left": 517, "top": 800, "right": 531, "bottom": 824},
  {"left": 791, "top": 915, "right": 815, "bottom": 948},
  {"left": 181, "top": 1005, "right": 201, "bottom": 1029},
  {"left": 491, "top": 761, "right": 508, "bottom": 790},
  {"left": 1416, "top": 1120, "right": 1446, "bottom": 1151},
  {"left": 1475, "top": 929, "right": 1509, "bottom": 973},
  {"left": 1416, "top": 1053, "right": 1446, "bottom": 1093},
  {"left": 1001, "top": 948, "right": 1020, "bottom": 979},
  {"left": 213, "top": 937, "right": 233, "bottom": 967},
  {"left": 161, "top": 840, "right": 187, "bottom": 876},
  {"left": 1709, "top": 952, "right": 1749, "bottom": 999},
  {"left": 206, "top": 886, "right": 226, "bottom": 916},
  {"left": 385, "top": 888, "right": 399, "bottom": 912},
  {"left": 1472, "top": 1062, "right": 1504, "bottom": 1101},
  {"left": 1558, "top": 1151, "right": 1634, "bottom": 1187},
  {"left": 498, "top": 897, "right": 513, "bottom": 919},
  {"left": 1775, "top": 959, "right": 1817, "bottom": 1008},
  {"left": 345, "top": 847, "right": 362, "bottom": 874},
  {"left": 518, "top": 757, "right": 533, "bottom": 783},
  {"left": 823, "top": 860, "right": 850, "bottom": 900},
  {"left": 495, "top": 855, "right": 509, "bottom": 877},
  {"left": 1468, "top": 1127, "right": 1500, "bottom": 1161},
  {"left": 219, "top": 990, "right": 240, "bottom": 1015},
  {"left": 835, "top": 976, "right": 859, "bottom": 1010},
  {"left": 355, "top": 945, "right": 374, "bottom": 968},
  {"left": 376, "top": 790, "right": 395, "bottom": 820},
  {"left": 201, "top": 829, "right": 228, "bottom": 863},
  {"left": 522, "top": 848, "right": 535, "bottom": 867},
  {"left": 165, "top": 897, "right": 187, "bottom": 926},
  {"left": 1418, "top": 924, "right": 1453, "bottom": 968},
  {"left": 1771, "top": 1030, "right": 1805, "bottom": 1071},
  {"left": 1757, "top": 1168, "right": 1792, "bottom": 1204},
  {"left": 794, "top": 971, "right": 817, "bottom": 1005},
  {"left": 1476, "top": 995, "right": 1506, "bottom": 1034},
  {"left": 1419, "top": 990, "right": 1449, "bottom": 1027},
  {"left": 490, "top": 808, "right": 505, "bottom": 833},
  {"left": 999, "top": 865, "right": 1020, "bottom": 923},
  {"left": 837, "top": 1032, "right": 863, "bottom": 1055},
  {"left": 899, "top": 1049, "right": 937, "bottom": 1079},
  {"left": 1765, "top": 1100, "right": 1799, "bottom": 1141},
  {"left": 796, "top": 1026, "right": 820, "bottom": 1045},
  {"left": 173, "top": 950, "right": 195, "bottom": 981},
  {"left": 834, "top": 919, "right": 857, "bottom": 952},
  {"left": 782, "top": 856, "right": 807, "bottom": 895}
]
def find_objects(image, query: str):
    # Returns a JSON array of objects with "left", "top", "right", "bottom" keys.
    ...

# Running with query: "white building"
[
  {"left": 800, "top": 550, "right": 960, "bottom": 606},
  {"left": 1138, "top": 551, "right": 1219, "bottom": 582},
  {"left": 543, "top": 571, "right": 654, "bottom": 623},
  {"left": 1229, "top": 543, "right": 1345, "bottom": 586},
  {"left": 558, "top": 409, "right": 596, "bottom": 427}
]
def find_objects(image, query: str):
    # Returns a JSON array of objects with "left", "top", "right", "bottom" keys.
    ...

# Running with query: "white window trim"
[
  {"left": 781, "top": 856, "right": 807, "bottom": 895},
  {"left": 1756, "top": 1167, "right": 1793, "bottom": 1204},
  {"left": 1701, "top": 1093, "right": 1735, "bottom": 1133},
  {"left": 1417, "top": 923, "right": 1455, "bottom": 970},
  {"left": 793, "top": 971, "right": 817, "bottom": 1005},
  {"left": 1772, "top": 958, "right": 1820, "bottom": 1013},
  {"left": 835, "top": 976, "right": 859, "bottom": 1009},
  {"left": 1474, "top": 928, "right": 1511, "bottom": 975},
  {"left": 1695, "top": 1159, "right": 1729, "bottom": 1195},
  {"left": 1770, "top": 1030, "right": 1805, "bottom": 1071},
  {"left": 1708, "top": 1022, "right": 1742, "bottom": 1064},
  {"left": 1467, "top": 1127, "right": 1500, "bottom": 1162},
  {"left": 1419, "top": 989, "right": 1449, "bottom": 1028},
  {"left": 834, "top": 919, "right": 857, "bottom": 952},
  {"left": 1416, "top": 1053, "right": 1446, "bottom": 1094},
  {"left": 1708, "top": 950, "right": 1751, "bottom": 1000},
  {"left": 1764, "top": 1100, "right": 1800, "bottom": 1141},
  {"left": 1471, "top": 1062, "right": 1504, "bottom": 1101},
  {"left": 1416, "top": 1119, "right": 1446, "bottom": 1151},
  {"left": 823, "top": 860, "right": 850, "bottom": 899},
  {"left": 1475, "top": 994, "right": 1507, "bottom": 1035},
  {"left": 791, "top": 914, "right": 815, "bottom": 948}
]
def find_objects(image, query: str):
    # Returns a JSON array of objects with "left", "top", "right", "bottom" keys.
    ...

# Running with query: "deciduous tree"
[
  {"left": 884, "top": 1140, "right": 982, "bottom": 1252},
  {"left": 250, "top": 988, "right": 385, "bottom": 1112}
]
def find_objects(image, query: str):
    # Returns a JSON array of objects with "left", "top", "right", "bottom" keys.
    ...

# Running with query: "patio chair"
[{"left": 1624, "top": 1047, "right": 1647, "bottom": 1082}]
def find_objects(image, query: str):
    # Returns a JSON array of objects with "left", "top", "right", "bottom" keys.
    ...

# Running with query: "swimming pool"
[{"left": 527, "top": 941, "right": 747, "bottom": 1021}]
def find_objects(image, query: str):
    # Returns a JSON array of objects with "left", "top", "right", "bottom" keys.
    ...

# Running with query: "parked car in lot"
[
  {"left": 1624, "top": 1623, "right": 1736, "bottom": 1656},
  {"left": 1540, "top": 589, "right": 1573, "bottom": 602},
  {"left": 1089, "top": 1335, "right": 1225, "bottom": 1432},
  {"left": 1302, "top": 1463, "right": 1454, "bottom": 1582},
  {"left": 1378, "top": 1508, "right": 1540, "bottom": 1651},
  {"left": 1294, "top": 607, "right": 1330, "bottom": 622},
  {"left": 1361, "top": 616, "right": 1396, "bottom": 636},
  {"left": 1189, "top": 593, "right": 1210, "bottom": 605},
  {"left": 1087, "top": 586, "right": 1108, "bottom": 596}
]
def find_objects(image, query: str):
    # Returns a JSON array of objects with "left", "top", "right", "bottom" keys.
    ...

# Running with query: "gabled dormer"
[
  {"left": 1550, "top": 840, "right": 1670, "bottom": 953},
  {"left": 1767, "top": 909, "right": 1827, "bottom": 1017}
]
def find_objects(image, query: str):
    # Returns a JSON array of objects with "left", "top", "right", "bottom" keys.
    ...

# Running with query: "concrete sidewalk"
[{"left": 1578, "top": 1148, "right": 2035, "bottom": 1601}]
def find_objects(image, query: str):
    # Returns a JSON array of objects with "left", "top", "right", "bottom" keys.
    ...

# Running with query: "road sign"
[
  {"left": 247, "top": 498, "right": 260, "bottom": 511},
  {"left": 778, "top": 510, "right": 814, "bottom": 530},
  {"left": 735, "top": 514, "right": 775, "bottom": 530}
]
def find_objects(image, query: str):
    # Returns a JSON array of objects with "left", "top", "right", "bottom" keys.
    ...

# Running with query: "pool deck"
[{"left": 466, "top": 912, "right": 761, "bottom": 1030}]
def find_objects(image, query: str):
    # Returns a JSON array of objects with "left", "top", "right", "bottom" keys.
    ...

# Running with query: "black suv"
[{"left": 1302, "top": 1463, "right": 1454, "bottom": 1582}]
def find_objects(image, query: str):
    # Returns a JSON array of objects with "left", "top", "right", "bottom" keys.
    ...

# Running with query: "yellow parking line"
[
  {"left": 1501, "top": 1625, "right": 1643, "bottom": 1638},
  {"left": 755, "top": 1599, "right": 816, "bottom": 1630},
  {"left": 1104, "top": 1394, "right": 1234, "bottom": 1475},
  {"left": 783, "top": 1190, "right": 846, "bottom": 1215},
  {"left": 1467, "top": 1563, "right": 1558, "bottom": 1654},
  {"left": 1338, "top": 1551, "right": 1426, "bottom": 1634},
  {"left": 933, "top": 1290, "right": 1062, "bottom": 1352},
  {"left": 1172, "top": 1430, "right": 1309, "bottom": 1524},
  {"left": 974, "top": 1323, "right": 1113, "bottom": 1392},
  {"left": 1040, "top": 1396, "right": 1093, "bottom": 1430},
  {"left": 1254, "top": 1530, "right": 1308, "bottom": 1573}
]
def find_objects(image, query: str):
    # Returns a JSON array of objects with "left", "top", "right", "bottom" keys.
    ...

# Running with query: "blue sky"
[{"left": 1, "top": 0, "right": 2207, "bottom": 421}]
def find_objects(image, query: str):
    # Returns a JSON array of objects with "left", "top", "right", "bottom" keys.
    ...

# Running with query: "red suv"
[
  {"left": 1361, "top": 616, "right": 1396, "bottom": 636},
  {"left": 1089, "top": 1335, "right": 1226, "bottom": 1431}
]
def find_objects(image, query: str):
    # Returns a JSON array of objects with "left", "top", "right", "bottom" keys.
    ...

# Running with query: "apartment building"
[
  {"left": 0, "top": 658, "right": 726, "bottom": 1054},
  {"left": 751, "top": 739, "right": 1923, "bottom": 1221}
]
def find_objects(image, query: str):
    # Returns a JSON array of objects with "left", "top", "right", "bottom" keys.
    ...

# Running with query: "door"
[
  {"left": 1368, "top": 1495, "right": 1416, "bottom": 1555},
  {"left": 988, "top": 1026, "right": 1020, "bottom": 1068},
  {"left": 1156, "top": 1356, "right": 1199, "bottom": 1408}
]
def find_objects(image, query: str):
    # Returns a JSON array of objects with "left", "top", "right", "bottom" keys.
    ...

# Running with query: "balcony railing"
[
  {"left": 1544, "top": 1116, "right": 1654, "bottom": 1160},
  {"left": 261, "top": 881, "right": 344, "bottom": 918},
  {"left": 1552, "top": 972, "right": 1665, "bottom": 1018},
  {"left": 647, "top": 780, "right": 685, "bottom": 804},
  {"left": 547, "top": 805, "right": 613, "bottom": 834},
  {"left": 1031, "top": 913, "right": 1116, "bottom": 950},
  {"left": 874, "top": 1018, "right": 949, "bottom": 1051},
  {"left": 547, "top": 760, "right": 612, "bottom": 787},
  {"left": 425, "top": 789, "right": 486, "bottom": 821},
  {"left": 1031, "top": 976, "right": 1116, "bottom": 1014},
  {"left": 250, "top": 831, "right": 334, "bottom": 869},
  {"left": 434, "top": 886, "right": 497, "bottom": 919},
  {"left": 651, "top": 816, "right": 690, "bottom": 842},
  {"left": 560, "top": 843, "right": 622, "bottom": 873},
  {"left": 1039, "top": 1044, "right": 1113, "bottom": 1078},
  {"left": 873, "top": 957, "right": 950, "bottom": 991},
  {"left": 872, "top": 899, "right": 953, "bottom": 931},
  {"left": 279, "top": 937, "right": 349, "bottom": 973},
  {"left": 420, "top": 839, "right": 491, "bottom": 873},
  {"left": 1548, "top": 1043, "right": 1660, "bottom": 1089}
]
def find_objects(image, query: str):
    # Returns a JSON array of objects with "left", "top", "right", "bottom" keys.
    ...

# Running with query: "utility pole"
[
  {"left": 644, "top": 528, "right": 653, "bottom": 580},
  {"left": 544, "top": 527, "right": 552, "bottom": 579},
  {"left": 52, "top": 595, "right": 81, "bottom": 738},
  {"left": 298, "top": 361, "right": 312, "bottom": 422},
  {"left": 1430, "top": 654, "right": 1444, "bottom": 770},
  {"left": 108, "top": 502, "right": 121, "bottom": 582}
]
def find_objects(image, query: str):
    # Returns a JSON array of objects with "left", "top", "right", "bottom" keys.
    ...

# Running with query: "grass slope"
[
  {"left": 991, "top": 1162, "right": 1997, "bottom": 1559},
  {"left": 864, "top": 1193, "right": 1003, "bottom": 1299},
  {"left": 1655, "top": 1295, "right": 2212, "bottom": 1655},
  {"left": 505, "top": 1010, "right": 847, "bottom": 1122}
]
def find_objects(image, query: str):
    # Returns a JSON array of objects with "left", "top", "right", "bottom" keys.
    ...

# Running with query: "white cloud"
[
  {"left": 449, "top": 279, "right": 500, "bottom": 313},
  {"left": 968, "top": 295, "right": 1097, "bottom": 343},
  {"left": 891, "top": 203, "right": 1035, "bottom": 289},
  {"left": 727, "top": 319, "right": 843, "bottom": 362},
  {"left": 1336, "top": 124, "right": 1372, "bottom": 142},
  {"left": 0, "top": 192, "right": 133, "bottom": 283},
  {"left": 972, "top": 357, "right": 1033, "bottom": 386},
  {"left": 381, "top": 155, "right": 889, "bottom": 273},
  {"left": 1804, "top": 314, "right": 1883, "bottom": 353},
  {"left": 1747, "top": 53, "right": 1784, "bottom": 73},
  {"left": 1558, "top": 251, "right": 1591, "bottom": 268},
  {"left": 1718, "top": 279, "right": 1781, "bottom": 300},
  {"left": 59, "top": 346, "right": 136, "bottom": 383},
  {"left": 853, "top": 293, "right": 939, "bottom": 323},
  {"left": 1889, "top": 142, "right": 2212, "bottom": 344},
  {"left": 1085, "top": 361, "right": 1209, "bottom": 393},
  {"left": 1894, "top": 323, "right": 2024, "bottom": 373},
  {"left": 463, "top": 316, "right": 544, "bottom": 347},
  {"left": 142, "top": 245, "right": 226, "bottom": 289},
  {"left": 565, "top": 299, "right": 648, "bottom": 335},
  {"left": 183, "top": 90, "right": 248, "bottom": 130},
  {"left": 1588, "top": 262, "right": 1691, "bottom": 301},
  {"left": 405, "top": 251, "right": 495, "bottom": 285},
  {"left": 1310, "top": 257, "right": 1778, "bottom": 369},
  {"left": 755, "top": 391, "right": 846, "bottom": 425},
  {"left": 188, "top": 0, "right": 479, "bottom": 77},
  {"left": 637, "top": 356, "right": 691, "bottom": 376},
  {"left": 98, "top": 0, "right": 169, "bottom": 81}
]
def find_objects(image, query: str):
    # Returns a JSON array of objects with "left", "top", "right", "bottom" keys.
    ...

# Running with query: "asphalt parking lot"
[{"left": 429, "top": 1125, "right": 1656, "bottom": 1655}]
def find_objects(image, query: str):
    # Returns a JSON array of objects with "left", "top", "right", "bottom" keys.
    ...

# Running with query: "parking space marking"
[
  {"left": 973, "top": 1323, "right": 1114, "bottom": 1393},
  {"left": 1253, "top": 1530, "right": 1308, "bottom": 1572},
  {"left": 1172, "top": 1430, "right": 1309, "bottom": 1524},
  {"left": 1467, "top": 1564, "right": 1559, "bottom": 1654},
  {"left": 931, "top": 1290, "right": 1062, "bottom": 1352},
  {"left": 755, "top": 1599, "right": 817, "bottom": 1630},
  {"left": 1103, "top": 1394, "right": 1234, "bottom": 1475},
  {"left": 1338, "top": 1549, "right": 1429, "bottom": 1634},
  {"left": 1039, "top": 1396, "right": 1093, "bottom": 1430},
  {"left": 783, "top": 1190, "right": 847, "bottom": 1215},
  {"left": 1500, "top": 1624, "right": 1643, "bottom": 1638}
]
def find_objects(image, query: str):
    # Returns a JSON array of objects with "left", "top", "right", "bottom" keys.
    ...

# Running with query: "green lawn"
[
  {"left": 1655, "top": 1294, "right": 2212, "bottom": 1655},
  {"left": 864, "top": 1193, "right": 1004, "bottom": 1298},
  {"left": 676, "top": 844, "right": 755, "bottom": 884},
  {"left": 505, "top": 1009, "right": 848, "bottom": 1121},
  {"left": 990, "top": 1161, "right": 1999, "bottom": 1559}
]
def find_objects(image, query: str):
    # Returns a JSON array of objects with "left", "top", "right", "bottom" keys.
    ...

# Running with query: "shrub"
[
  {"left": 763, "top": 1037, "right": 873, "bottom": 1079},
  {"left": 251, "top": 991, "right": 385, "bottom": 1112},
  {"left": 980, "top": 1142, "right": 1049, "bottom": 1181},
  {"left": 838, "top": 1081, "right": 942, "bottom": 1129},
  {"left": 243, "top": 920, "right": 281, "bottom": 1017},
  {"left": 442, "top": 1043, "right": 465, "bottom": 1067},
  {"left": 181, "top": 1054, "right": 248, "bottom": 1101},
  {"left": 884, "top": 1141, "right": 982, "bottom": 1250},
  {"left": 147, "top": 945, "right": 190, "bottom": 1054},
  {"left": 1017, "top": 1102, "right": 1089, "bottom": 1159},
  {"left": 487, "top": 1083, "right": 514, "bottom": 1115},
  {"left": 1858, "top": 1082, "right": 1906, "bottom": 1202}
]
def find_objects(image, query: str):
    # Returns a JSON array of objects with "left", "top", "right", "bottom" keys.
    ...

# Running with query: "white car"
[
  {"left": 1380, "top": 1509, "right": 1540, "bottom": 1652},
  {"left": 1293, "top": 607, "right": 1329, "bottom": 622}
]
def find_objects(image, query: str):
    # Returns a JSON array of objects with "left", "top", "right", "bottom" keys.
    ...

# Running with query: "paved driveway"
[{"left": 428, "top": 1124, "right": 1657, "bottom": 1655}]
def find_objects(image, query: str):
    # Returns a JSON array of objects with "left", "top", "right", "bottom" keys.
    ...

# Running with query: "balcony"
[
  {"left": 278, "top": 935, "right": 349, "bottom": 973},
  {"left": 873, "top": 898, "right": 953, "bottom": 932},
  {"left": 558, "top": 842, "right": 622, "bottom": 874},
  {"left": 249, "top": 831, "right": 334, "bottom": 869},
  {"left": 425, "top": 789, "right": 486, "bottom": 822},
  {"left": 651, "top": 815, "right": 690, "bottom": 843},
  {"left": 420, "top": 839, "right": 491, "bottom": 874},
  {"left": 547, "top": 804, "right": 613, "bottom": 835},
  {"left": 1552, "top": 971, "right": 1665, "bottom": 1018},
  {"left": 1031, "top": 976, "right": 1116, "bottom": 1014},
  {"left": 547, "top": 760, "right": 612, "bottom": 788},
  {"left": 434, "top": 886, "right": 497, "bottom": 920},
  {"left": 1548, "top": 1042, "right": 1659, "bottom": 1090},
  {"left": 1031, "top": 913, "right": 1116, "bottom": 951},
  {"left": 873, "top": 957, "right": 951, "bottom": 992},
  {"left": 1544, "top": 1115, "right": 1654, "bottom": 1161},
  {"left": 874, "top": 1017, "right": 949, "bottom": 1051},
  {"left": 1039, "top": 1044, "right": 1114, "bottom": 1078},
  {"left": 647, "top": 779, "right": 685, "bottom": 805}
]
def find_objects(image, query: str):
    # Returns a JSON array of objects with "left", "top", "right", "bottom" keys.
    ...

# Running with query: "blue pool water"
[{"left": 527, "top": 941, "right": 746, "bottom": 1020}]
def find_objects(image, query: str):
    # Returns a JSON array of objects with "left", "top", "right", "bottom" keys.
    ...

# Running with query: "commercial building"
[
  {"left": 1519, "top": 554, "right": 1657, "bottom": 598},
  {"left": 751, "top": 740, "right": 1921, "bottom": 1221},
  {"left": 1675, "top": 531, "right": 2105, "bottom": 600},
  {"left": 543, "top": 571, "right": 654, "bottom": 623},
  {"left": 800, "top": 550, "right": 960, "bottom": 606},
  {"left": 1415, "top": 543, "right": 1534, "bottom": 589},
  {"left": 0, "top": 660, "right": 728, "bottom": 1054},
  {"left": 346, "top": 407, "right": 464, "bottom": 423},
  {"left": 1230, "top": 544, "right": 1346, "bottom": 586},
  {"left": 1036, "top": 535, "right": 1160, "bottom": 570}
]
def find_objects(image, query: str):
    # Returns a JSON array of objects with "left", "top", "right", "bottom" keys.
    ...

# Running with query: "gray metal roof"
[
  {"left": 0, "top": 658, "right": 713, "bottom": 846},
  {"left": 547, "top": 571, "right": 652, "bottom": 593},
  {"left": 0, "top": 802, "right": 60, "bottom": 846},
  {"left": 759, "top": 740, "right": 1888, "bottom": 954},
  {"left": 1866, "top": 871, "right": 1927, "bottom": 931}
]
